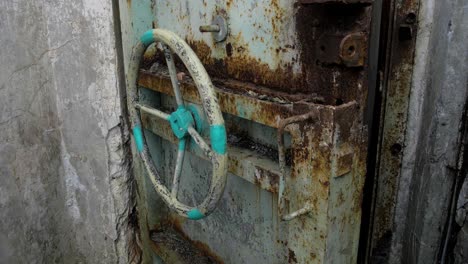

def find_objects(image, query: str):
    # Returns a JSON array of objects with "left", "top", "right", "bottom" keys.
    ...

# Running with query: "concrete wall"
[
  {"left": 0, "top": 0, "right": 131, "bottom": 263},
  {"left": 454, "top": 175, "right": 468, "bottom": 263},
  {"left": 389, "top": 0, "right": 468, "bottom": 263}
]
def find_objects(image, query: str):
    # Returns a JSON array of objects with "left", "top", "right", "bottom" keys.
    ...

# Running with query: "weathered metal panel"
[
  {"left": 138, "top": 1, "right": 373, "bottom": 106},
  {"left": 368, "top": 0, "right": 421, "bottom": 260},
  {"left": 138, "top": 78, "right": 367, "bottom": 263},
  {"left": 368, "top": 0, "right": 468, "bottom": 262},
  {"left": 119, "top": 0, "right": 371, "bottom": 263}
]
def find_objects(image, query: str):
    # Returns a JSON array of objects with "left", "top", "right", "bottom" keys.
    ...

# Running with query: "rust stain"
[
  {"left": 337, "top": 191, "right": 345, "bottom": 206},
  {"left": 187, "top": 39, "right": 306, "bottom": 94},
  {"left": 269, "top": 0, "right": 284, "bottom": 40},
  {"left": 340, "top": 32, "right": 367, "bottom": 67},
  {"left": 170, "top": 217, "right": 225, "bottom": 264},
  {"left": 371, "top": 0, "right": 421, "bottom": 250},
  {"left": 310, "top": 252, "right": 317, "bottom": 259},
  {"left": 138, "top": 70, "right": 307, "bottom": 128},
  {"left": 138, "top": 2, "right": 372, "bottom": 108},
  {"left": 336, "top": 152, "right": 353, "bottom": 177},
  {"left": 151, "top": 217, "right": 225, "bottom": 264},
  {"left": 288, "top": 248, "right": 298, "bottom": 263},
  {"left": 253, "top": 167, "right": 279, "bottom": 193},
  {"left": 296, "top": 4, "right": 372, "bottom": 107}
]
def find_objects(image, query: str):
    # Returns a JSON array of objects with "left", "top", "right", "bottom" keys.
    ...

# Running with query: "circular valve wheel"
[{"left": 127, "top": 29, "right": 228, "bottom": 220}]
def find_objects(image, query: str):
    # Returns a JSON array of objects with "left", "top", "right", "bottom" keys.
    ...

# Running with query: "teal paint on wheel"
[
  {"left": 140, "top": 30, "right": 155, "bottom": 46},
  {"left": 133, "top": 126, "right": 144, "bottom": 152},
  {"left": 169, "top": 106, "right": 195, "bottom": 139},
  {"left": 210, "top": 125, "right": 227, "bottom": 155},
  {"left": 187, "top": 208, "right": 204, "bottom": 220},
  {"left": 187, "top": 105, "right": 204, "bottom": 133},
  {"left": 127, "top": 29, "right": 228, "bottom": 220},
  {"left": 178, "top": 138, "right": 187, "bottom": 151}
]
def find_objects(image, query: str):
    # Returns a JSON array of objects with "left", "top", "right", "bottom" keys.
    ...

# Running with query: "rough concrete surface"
[
  {"left": 0, "top": 0, "right": 131, "bottom": 263},
  {"left": 389, "top": 0, "right": 468, "bottom": 263},
  {"left": 455, "top": 176, "right": 468, "bottom": 263}
]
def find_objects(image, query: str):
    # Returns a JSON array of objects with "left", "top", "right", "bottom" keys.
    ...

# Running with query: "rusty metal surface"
[
  {"left": 369, "top": 0, "right": 420, "bottom": 260},
  {"left": 299, "top": 0, "right": 373, "bottom": 4},
  {"left": 278, "top": 111, "right": 319, "bottom": 221},
  {"left": 137, "top": 1, "right": 373, "bottom": 106},
  {"left": 138, "top": 70, "right": 298, "bottom": 128},
  {"left": 141, "top": 108, "right": 282, "bottom": 194},
  {"left": 280, "top": 100, "right": 366, "bottom": 263},
  {"left": 119, "top": 0, "right": 372, "bottom": 263},
  {"left": 140, "top": 73, "right": 366, "bottom": 262},
  {"left": 315, "top": 32, "right": 368, "bottom": 67},
  {"left": 340, "top": 32, "right": 367, "bottom": 67},
  {"left": 150, "top": 225, "right": 223, "bottom": 264},
  {"left": 294, "top": 4, "right": 372, "bottom": 106}
]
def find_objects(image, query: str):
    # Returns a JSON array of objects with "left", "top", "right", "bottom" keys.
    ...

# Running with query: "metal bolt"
[
  {"left": 199, "top": 25, "right": 220, "bottom": 33},
  {"left": 199, "top": 15, "right": 228, "bottom": 42},
  {"left": 405, "top": 12, "right": 417, "bottom": 24}
]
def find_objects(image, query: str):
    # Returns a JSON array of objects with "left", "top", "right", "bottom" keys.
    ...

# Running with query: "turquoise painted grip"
[
  {"left": 187, "top": 208, "right": 204, "bottom": 220},
  {"left": 210, "top": 125, "right": 227, "bottom": 155},
  {"left": 178, "top": 138, "right": 186, "bottom": 151},
  {"left": 141, "top": 30, "right": 155, "bottom": 46},
  {"left": 133, "top": 126, "right": 144, "bottom": 152}
]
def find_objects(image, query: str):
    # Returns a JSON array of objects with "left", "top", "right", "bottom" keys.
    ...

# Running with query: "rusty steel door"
[{"left": 119, "top": 0, "right": 373, "bottom": 263}]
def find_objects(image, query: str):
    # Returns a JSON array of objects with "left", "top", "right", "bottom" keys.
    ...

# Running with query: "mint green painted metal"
[
  {"left": 119, "top": 1, "right": 370, "bottom": 263},
  {"left": 126, "top": 29, "right": 228, "bottom": 220}
]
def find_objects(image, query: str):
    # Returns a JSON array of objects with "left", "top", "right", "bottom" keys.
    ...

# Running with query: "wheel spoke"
[
  {"left": 135, "top": 103, "right": 170, "bottom": 121},
  {"left": 163, "top": 45, "right": 184, "bottom": 107},
  {"left": 171, "top": 139, "right": 186, "bottom": 199},
  {"left": 187, "top": 126, "right": 214, "bottom": 160}
]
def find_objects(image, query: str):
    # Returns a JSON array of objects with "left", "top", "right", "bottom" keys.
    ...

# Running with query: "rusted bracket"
[
  {"left": 317, "top": 32, "right": 367, "bottom": 67},
  {"left": 277, "top": 110, "right": 319, "bottom": 221}
]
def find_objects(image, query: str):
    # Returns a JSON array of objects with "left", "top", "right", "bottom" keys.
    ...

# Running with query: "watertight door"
[{"left": 119, "top": 1, "right": 372, "bottom": 263}]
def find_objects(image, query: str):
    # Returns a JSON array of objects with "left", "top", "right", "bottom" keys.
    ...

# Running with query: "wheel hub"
[{"left": 169, "top": 106, "right": 195, "bottom": 139}]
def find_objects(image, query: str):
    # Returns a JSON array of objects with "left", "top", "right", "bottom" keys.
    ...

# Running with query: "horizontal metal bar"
[
  {"left": 141, "top": 111, "right": 281, "bottom": 194},
  {"left": 138, "top": 71, "right": 298, "bottom": 128},
  {"left": 136, "top": 103, "right": 170, "bottom": 120}
]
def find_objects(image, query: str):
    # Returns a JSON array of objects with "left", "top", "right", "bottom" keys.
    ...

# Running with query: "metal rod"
[
  {"left": 188, "top": 126, "right": 214, "bottom": 160},
  {"left": 282, "top": 202, "right": 313, "bottom": 221},
  {"left": 277, "top": 110, "right": 318, "bottom": 221},
  {"left": 199, "top": 25, "right": 220, "bottom": 33},
  {"left": 163, "top": 45, "right": 184, "bottom": 106},
  {"left": 171, "top": 139, "right": 186, "bottom": 199},
  {"left": 136, "top": 103, "right": 170, "bottom": 121}
]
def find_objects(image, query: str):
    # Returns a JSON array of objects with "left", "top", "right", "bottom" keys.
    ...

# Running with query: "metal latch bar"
[{"left": 277, "top": 111, "right": 318, "bottom": 221}]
